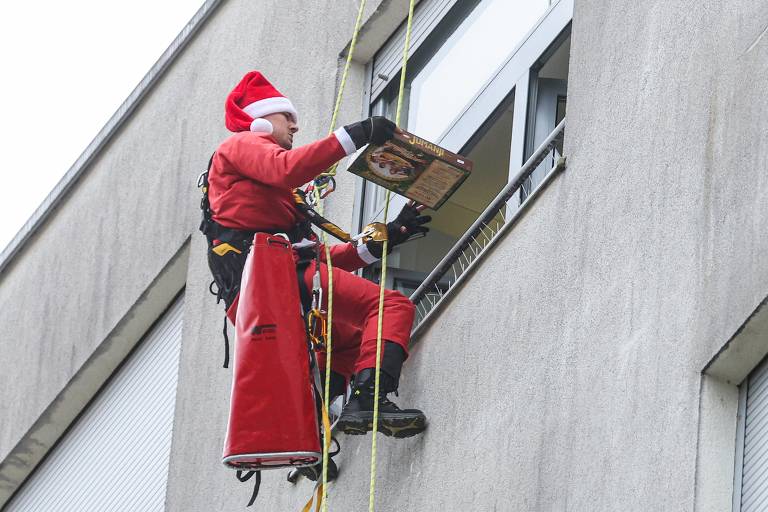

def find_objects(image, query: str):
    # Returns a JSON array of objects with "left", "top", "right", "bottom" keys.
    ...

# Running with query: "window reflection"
[
  {"left": 363, "top": 0, "right": 553, "bottom": 228},
  {"left": 408, "top": 0, "right": 550, "bottom": 142}
]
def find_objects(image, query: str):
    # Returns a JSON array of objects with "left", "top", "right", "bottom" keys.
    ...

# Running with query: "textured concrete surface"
[
  {"left": 3, "top": 0, "right": 768, "bottom": 510},
  {"left": 168, "top": 0, "right": 768, "bottom": 510}
]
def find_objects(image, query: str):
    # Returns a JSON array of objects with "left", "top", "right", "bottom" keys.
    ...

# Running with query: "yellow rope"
[
  {"left": 305, "top": 1, "right": 415, "bottom": 510},
  {"left": 317, "top": 0, "right": 369, "bottom": 184},
  {"left": 313, "top": 1, "right": 368, "bottom": 511},
  {"left": 368, "top": 2, "right": 416, "bottom": 511}
]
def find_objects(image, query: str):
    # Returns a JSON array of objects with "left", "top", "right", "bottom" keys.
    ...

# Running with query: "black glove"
[
  {"left": 366, "top": 202, "right": 431, "bottom": 258},
  {"left": 343, "top": 116, "right": 398, "bottom": 150}
]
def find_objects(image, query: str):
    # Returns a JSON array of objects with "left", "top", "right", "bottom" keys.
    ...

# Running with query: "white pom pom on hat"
[{"left": 249, "top": 118, "right": 274, "bottom": 134}]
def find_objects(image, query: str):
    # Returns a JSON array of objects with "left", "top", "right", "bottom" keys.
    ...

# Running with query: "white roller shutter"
[
  {"left": 6, "top": 295, "right": 184, "bottom": 512},
  {"left": 738, "top": 357, "right": 768, "bottom": 512}
]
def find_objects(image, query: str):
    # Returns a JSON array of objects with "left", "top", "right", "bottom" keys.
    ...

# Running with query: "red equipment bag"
[{"left": 222, "top": 233, "right": 321, "bottom": 470}]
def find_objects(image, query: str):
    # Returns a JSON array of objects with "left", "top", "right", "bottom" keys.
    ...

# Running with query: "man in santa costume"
[{"left": 204, "top": 71, "right": 430, "bottom": 441}]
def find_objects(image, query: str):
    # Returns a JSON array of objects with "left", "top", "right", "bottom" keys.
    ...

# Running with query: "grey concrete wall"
[
  {"left": 188, "top": 0, "right": 767, "bottom": 510},
  {"left": 348, "top": 0, "right": 768, "bottom": 510}
]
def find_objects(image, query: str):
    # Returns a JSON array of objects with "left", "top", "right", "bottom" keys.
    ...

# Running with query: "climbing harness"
[
  {"left": 236, "top": 470, "right": 261, "bottom": 507},
  {"left": 199, "top": 159, "right": 314, "bottom": 368}
]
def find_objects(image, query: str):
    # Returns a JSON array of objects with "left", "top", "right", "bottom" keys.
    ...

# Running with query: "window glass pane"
[
  {"left": 408, "top": 0, "right": 550, "bottom": 142},
  {"left": 361, "top": 96, "right": 406, "bottom": 224},
  {"left": 521, "top": 33, "right": 569, "bottom": 200},
  {"left": 363, "top": 0, "right": 552, "bottom": 229},
  {"left": 364, "top": 93, "right": 514, "bottom": 291}
]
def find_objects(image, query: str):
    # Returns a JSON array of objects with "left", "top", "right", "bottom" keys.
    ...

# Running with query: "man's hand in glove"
[
  {"left": 343, "top": 116, "right": 400, "bottom": 150},
  {"left": 366, "top": 201, "right": 432, "bottom": 258}
]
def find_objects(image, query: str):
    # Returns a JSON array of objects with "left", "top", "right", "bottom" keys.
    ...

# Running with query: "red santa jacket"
[{"left": 208, "top": 129, "right": 377, "bottom": 271}]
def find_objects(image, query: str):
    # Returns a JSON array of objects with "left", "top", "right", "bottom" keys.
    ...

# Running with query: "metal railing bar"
[
  {"left": 410, "top": 118, "right": 565, "bottom": 305},
  {"left": 411, "top": 153, "right": 567, "bottom": 338}
]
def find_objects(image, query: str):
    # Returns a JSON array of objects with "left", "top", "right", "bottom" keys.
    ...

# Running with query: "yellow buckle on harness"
[{"left": 212, "top": 242, "right": 242, "bottom": 256}]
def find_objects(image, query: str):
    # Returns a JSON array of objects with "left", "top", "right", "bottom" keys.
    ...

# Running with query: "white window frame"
[
  {"left": 352, "top": 0, "right": 574, "bottom": 272},
  {"left": 697, "top": 294, "right": 768, "bottom": 512},
  {"left": 353, "top": 0, "right": 574, "bottom": 296}
]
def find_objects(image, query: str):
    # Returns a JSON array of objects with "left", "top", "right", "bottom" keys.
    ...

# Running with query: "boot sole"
[{"left": 337, "top": 412, "right": 426, "bottom": 439}]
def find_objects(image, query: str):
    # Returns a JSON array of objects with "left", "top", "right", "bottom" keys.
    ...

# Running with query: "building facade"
[{"left": 1, "top": 0, "right": 768, "bottom": 510}]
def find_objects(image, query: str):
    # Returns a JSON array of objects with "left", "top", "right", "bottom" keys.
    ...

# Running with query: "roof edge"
[{"left": 0, "top": 0, "right": 224, "bottom": 277}]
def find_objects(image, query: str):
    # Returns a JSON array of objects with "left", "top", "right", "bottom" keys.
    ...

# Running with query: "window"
[
  {"left": 406, "top": 0, "right": 550, "bottom": 142},
  {"left": 5, "top": 296, "right": 184, "bottom": 512},
  {"left": 521, "top": 30, "right": 570, "bottom": 201},
  {"left": 734, "top": 356, "right": 768, "bottom": 512},
  {"left": 357, "top": 0, "right": 573, "bottom": 299},
  {"left": 697, "top": 296, "right": 768, "bottom": 512},
  {"left": 364, "top": 92, "right": 514, "bottom": 287}
]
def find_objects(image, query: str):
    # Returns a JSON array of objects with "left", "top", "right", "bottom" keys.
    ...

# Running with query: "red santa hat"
[{"left": 225, "top": 71, "right": 298, "bottom": 133}]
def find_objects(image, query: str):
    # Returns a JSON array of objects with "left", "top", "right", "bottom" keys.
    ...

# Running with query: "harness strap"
[
  {"left": 296, "top": 259, "right": 314, "bottom": 315},
  {"left": 222, "top": 316, "right": 230, "bottom": 369},
  {"left": 292, "top": 189, "right": 353, "bottom": 243},
  {"left": 235, "top": 470, "right": 261, "bottom": 507},
  {"left": 306, "top": 348, "right": 333, "bottom": 512},
  {"left": 301, "top": 483, "right": 324, "bottom": 512}
]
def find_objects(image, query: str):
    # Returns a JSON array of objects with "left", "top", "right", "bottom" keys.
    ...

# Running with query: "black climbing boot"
[{"left": 337, "top": 361, "right": 426, "bottom": 438}]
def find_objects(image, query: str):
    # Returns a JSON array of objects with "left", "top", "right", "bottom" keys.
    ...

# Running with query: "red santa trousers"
[{"left": 302, "top": 260, "right": 415, "bottom": 381}]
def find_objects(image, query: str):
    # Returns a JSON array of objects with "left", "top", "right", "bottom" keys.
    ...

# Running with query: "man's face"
[{"left": 263, "top": 112, "right": 299, "bottom": 149}]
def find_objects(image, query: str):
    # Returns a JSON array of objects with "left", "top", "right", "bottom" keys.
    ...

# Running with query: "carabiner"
[
  {"left": 307, "top": 309, "right": 327, "bottom": 351},
  {"left": 319, "top": 177, "right": 337, "bottom": 199}
]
